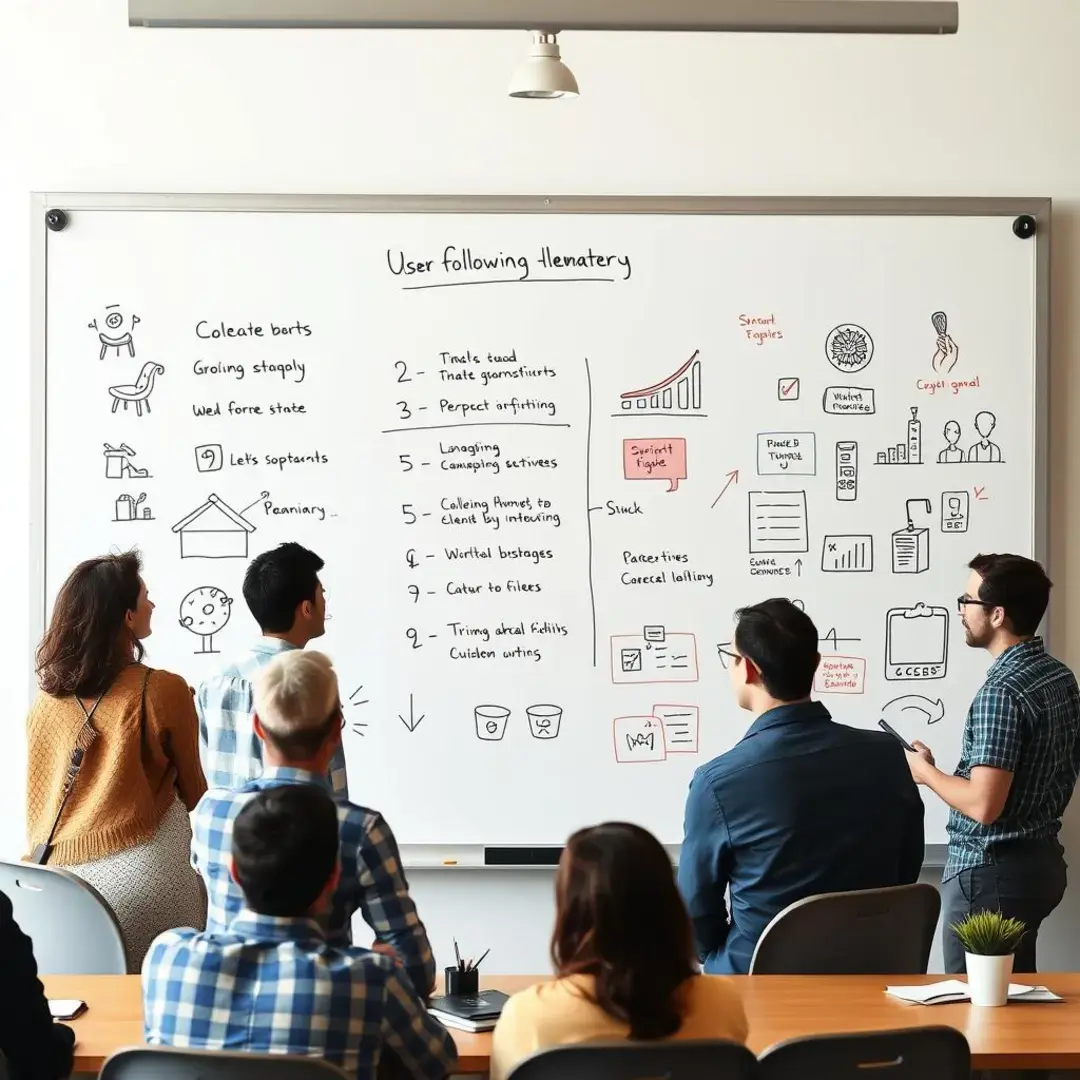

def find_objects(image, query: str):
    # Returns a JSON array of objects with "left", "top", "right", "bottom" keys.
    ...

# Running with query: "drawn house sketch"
[{"left": 172, "top": 494, "right": 256, "bottom": 559}]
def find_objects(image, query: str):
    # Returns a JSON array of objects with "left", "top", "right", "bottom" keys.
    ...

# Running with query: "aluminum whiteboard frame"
[
  {"left": 30, "top": 193, "right": 1051, "bottom": 869},
  {"left": 128, "top": 0, "right": 959, "bottom": 34}
]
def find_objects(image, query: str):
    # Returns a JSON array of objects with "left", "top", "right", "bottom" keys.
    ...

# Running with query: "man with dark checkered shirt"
[{"left": 906, "top": 554, "right": 1080, "bottom": 973}]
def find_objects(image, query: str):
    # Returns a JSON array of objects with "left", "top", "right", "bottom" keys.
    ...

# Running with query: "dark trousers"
[{"left": 941, "top": 839, "right": 1067, "bottom": 974}]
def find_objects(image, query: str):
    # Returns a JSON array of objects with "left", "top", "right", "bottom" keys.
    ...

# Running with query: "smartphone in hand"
[{"left": 878, "top": 718, "right": 916, "bottom": 753}]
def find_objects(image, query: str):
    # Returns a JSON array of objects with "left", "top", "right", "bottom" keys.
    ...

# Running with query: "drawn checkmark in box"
[{"left": 778, "top": 377, "right": 800, "bottom": 401}]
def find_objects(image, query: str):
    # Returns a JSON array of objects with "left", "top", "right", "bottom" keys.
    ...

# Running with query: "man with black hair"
[
  {"left": 907, "top": 554, "right": 1080, "bottom": 973},
  {"left": 196, "top": 541, "right": 348, "bottom": 796},
  {"left": 145, "top": 784, "right": 457, "bottom": 1080},
  {"left": 678, "top": 598, "right": 924, "bottom": 974}
]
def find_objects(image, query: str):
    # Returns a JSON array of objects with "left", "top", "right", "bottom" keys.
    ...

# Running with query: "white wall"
[{"left": 2, "top": 0, "right": 1080, "bottom": 975}]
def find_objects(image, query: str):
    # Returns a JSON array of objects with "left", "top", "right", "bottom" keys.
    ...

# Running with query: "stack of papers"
[{"left": 885, "top": 980, "right": 1062, "bottom": 1005}]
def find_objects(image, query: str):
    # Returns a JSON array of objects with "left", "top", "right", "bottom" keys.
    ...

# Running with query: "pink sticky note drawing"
[
  {"left": 814, "top": 655, "right": 867, "bottom": 695},
  {"left": 622, "top": 438, "right": 688, "bottom": 492}
]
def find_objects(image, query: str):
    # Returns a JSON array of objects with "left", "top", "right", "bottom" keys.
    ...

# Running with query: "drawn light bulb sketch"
[
  {"left": 108, "top": 361, "right": 164, "bottom": 417},
  {"left": 89, "top": 305, "right": 139, "bottom": 360},
  {"left": 103, "top": 443, "right": 150, "bottom": 480},
  {"left": 825, "top": 323, "right": 874, "bottom": 373},
  {"left": 179, "top": 586, "right": 233, "bottom": 654},
  {"left": 931, "top": 311, "right": 959, "bottom": 374},
  {"left": 172, "top": 494, "right": 257, "bottom": 559}
]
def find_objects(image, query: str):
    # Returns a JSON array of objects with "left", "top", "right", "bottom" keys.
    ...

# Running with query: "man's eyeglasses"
[
  {"left": 716, "top": 644, "right": 743, "bottom": 670},
  {"left": 957, "top": 595, "right": 995, "bottom": 613}
]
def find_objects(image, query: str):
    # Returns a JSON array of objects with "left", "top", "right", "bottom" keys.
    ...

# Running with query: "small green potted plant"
[{"left": 951, "top": 910, "right": 1026, "bottom": 1006}]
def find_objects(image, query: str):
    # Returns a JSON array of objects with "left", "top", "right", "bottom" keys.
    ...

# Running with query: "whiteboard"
[{"left": 33, "top": 195, "right": 1049, "bottom": 856}]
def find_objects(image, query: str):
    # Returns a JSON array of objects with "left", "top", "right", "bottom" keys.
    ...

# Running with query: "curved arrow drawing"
[{"left": 882, "top": 694, "right": 945, "bottom": 726}]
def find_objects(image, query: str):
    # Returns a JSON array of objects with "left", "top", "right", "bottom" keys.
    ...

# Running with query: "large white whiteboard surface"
[{"left": 36, "top": 197, "right": 1046, "bottom": 851}]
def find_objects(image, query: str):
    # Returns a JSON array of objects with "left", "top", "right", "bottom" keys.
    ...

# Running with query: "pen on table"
[
  {"left": 472, "top": 948, "right": 490, "bottom": 971},
  {"left": 454, "top": 938, "right": 462, "bottom": 968}
]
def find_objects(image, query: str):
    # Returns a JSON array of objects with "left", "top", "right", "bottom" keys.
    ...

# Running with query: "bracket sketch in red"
[
  {"left": 610, "top": 625, "right": 699, "bottom": 685},
  {"left": 617, "top": 350, "right": 704, "bottom": 417}
]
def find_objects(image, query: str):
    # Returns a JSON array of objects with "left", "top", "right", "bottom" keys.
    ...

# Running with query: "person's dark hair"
[
  {"left": 231, "top": 784, "right": 339, "bottom": 917},
  {"left": 970, "top": 553, "right": 1051, "bottom": 636},
  {"left": 551, "top": 823, "right": 696, "bottom": 1039},
  {"left": 733, "top": 598, "right": 819, "bottom": 701},
  {"left": 242, "top": 542, "right": 324, "bottom": 633},
  {"left": 36, "top": 551, "right": 145, "bottom": 697}
]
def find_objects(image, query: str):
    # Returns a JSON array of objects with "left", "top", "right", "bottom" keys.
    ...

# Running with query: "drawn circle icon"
[
  {"left": 825, "top": 323, "right": 874, "bottom": 373},
  {"left": 179, "top": 586, "right": 233, "bottom": 636}
]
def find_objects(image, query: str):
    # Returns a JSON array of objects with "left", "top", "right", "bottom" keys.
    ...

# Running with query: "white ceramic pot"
[{"left": 965, "top": 952, "right": 1014, "bottom": 1006}]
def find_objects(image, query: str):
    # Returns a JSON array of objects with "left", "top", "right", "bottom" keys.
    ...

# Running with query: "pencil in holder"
[{"left": 445, "top": 965, "right": 479, "bottom": 995}]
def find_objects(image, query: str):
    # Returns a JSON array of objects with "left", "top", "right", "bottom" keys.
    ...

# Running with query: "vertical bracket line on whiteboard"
[{"left": 584, "top": 357, "right": 597, "bottom": 667}]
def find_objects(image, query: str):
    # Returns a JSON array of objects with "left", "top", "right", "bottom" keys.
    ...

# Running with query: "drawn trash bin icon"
[
  {"left": 475, "top": 704, "right": 510, "bottom": 742},
  {"left": 527, "top": 704, "right": 562, "bottom": 740}
]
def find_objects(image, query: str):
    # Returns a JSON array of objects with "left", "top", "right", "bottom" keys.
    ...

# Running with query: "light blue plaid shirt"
[
  {"left": 945, "top": 637, "right": 1080, "bottom": 879},
  {"left": 191, "top": 768, "right": 435, "bottom": 996},
  {"left": 142, "top": 910, "right": 457, "bottom": 1080},
  {"left": 196, "top": 637, "right": 349, "bottom": 796}
]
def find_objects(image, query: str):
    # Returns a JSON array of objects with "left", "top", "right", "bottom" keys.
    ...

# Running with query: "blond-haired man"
[{"left": 191, "top": 650, "right": 435, "bottom": 994}]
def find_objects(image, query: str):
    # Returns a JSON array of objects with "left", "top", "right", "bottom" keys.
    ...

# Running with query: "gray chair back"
[
  {"left": 758, "top": 1026, "right": 970, "bottom": 1080},
  {"left": 101, "top": 1047, "right": 349, "bottom": 1080},
  {"left": 507, "top": 1039, "right": 759, "bottom": 1080},
  {"left": 749, "top": 883, "right": 940, "bottom": 975},
  {"left": 0, "top": 859, "right": 126, "bottom": 974}
]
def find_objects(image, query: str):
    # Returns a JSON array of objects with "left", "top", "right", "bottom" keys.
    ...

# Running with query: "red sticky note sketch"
[
  {"left": 622, "top": 438, "right": 687, "bottom": 492},
  {"left": 814, "top": 655, "right": 867, "bottom": 695},
  {"left": 613, "top": 715, "right": 667, "bottom": 763}
]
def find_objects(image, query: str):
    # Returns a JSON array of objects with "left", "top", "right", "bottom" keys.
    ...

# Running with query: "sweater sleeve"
[{"left": 145, "top": 671, "right": 208, "bottom": 811}]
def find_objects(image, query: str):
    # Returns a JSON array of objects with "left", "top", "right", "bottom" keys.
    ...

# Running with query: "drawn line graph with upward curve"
[{"left": 613, "top": 350, "right": 706, "bottom": 418}]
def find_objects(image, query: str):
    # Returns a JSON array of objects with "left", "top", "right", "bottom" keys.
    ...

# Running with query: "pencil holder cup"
[{"left": 445, "top": 966, "right": 479, "bottom": 995}]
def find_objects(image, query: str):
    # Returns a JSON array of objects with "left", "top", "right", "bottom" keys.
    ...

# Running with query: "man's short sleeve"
[{"left": 966, "top": 683, "right": 1022, "bottom": 773}]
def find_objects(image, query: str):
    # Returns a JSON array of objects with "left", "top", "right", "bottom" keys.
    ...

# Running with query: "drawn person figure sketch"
[
  {"left": 90, "top": 304, "right": 139, "bottom": 360},
  {"left": 967, "top": 410, "right": 1003, "bottom": 463},
  {"left": 938, "top": 421, "right": 964, "bottom": 463}
]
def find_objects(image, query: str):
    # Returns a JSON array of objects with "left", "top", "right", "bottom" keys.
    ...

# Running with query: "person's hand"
[
  {"left": 906, "top": 740, "right": 935, "bottom": 783},
  {"left": 932, "top": 333, "right": 959, "bottom": 374},
  {"left": 371, "top": 941, "right": 399, "bottom": 961}
]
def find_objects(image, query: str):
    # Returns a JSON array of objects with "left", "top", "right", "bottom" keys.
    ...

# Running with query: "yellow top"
[{"left": 489, "top": 973, "right": 749, "bottom": 1080}]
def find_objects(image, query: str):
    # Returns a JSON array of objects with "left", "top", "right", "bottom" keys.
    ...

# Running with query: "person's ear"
[
  {"left": 743, "top": 655, "right": 762, "bottom": 686},
  {"left": 990, "top": 606, "right": 1006, "bottom": 630},
  {"left": 253, "top": 714, "right": 268, "bottom": 743},
  {"left": 228, "top": 856, "right": 241, "bottom": 888},
  {"left": 297, "top": 599, "right": 313, "bottom": 623}
]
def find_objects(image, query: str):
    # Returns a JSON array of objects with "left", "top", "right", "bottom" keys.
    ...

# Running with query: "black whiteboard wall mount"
[
  {"left": 44, "top": 209, "right": 68, "bottom": 232},
  {"left": 1013, "top": 214, "right": 1037, "bottom": 239}
]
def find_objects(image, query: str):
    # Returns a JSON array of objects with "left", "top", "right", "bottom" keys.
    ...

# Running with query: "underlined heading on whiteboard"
[{"left": 386, "top": 245, "right": 633, "bottom": 287}]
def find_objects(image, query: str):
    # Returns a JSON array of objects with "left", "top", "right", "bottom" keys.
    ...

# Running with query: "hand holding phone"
[
  {"left": 48, "top": 999, "right": 86, "bottom": 1021},
  {"left": 878, "top": 718, "right": 916, "bottom": 753}
]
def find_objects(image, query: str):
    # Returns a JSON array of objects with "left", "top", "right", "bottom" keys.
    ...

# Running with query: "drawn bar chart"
[{"left": 617, "top": 350, "right": 703, "bottom": 416}]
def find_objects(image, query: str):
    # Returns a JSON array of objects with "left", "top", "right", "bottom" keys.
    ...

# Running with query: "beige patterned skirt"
[{"left": 61, "top": 798, "right": 206, "bottom": 973}]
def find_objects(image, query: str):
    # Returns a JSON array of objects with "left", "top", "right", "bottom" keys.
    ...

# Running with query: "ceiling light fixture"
[{"left": 508, "top": 31, "right": 578, "bottom": 100}]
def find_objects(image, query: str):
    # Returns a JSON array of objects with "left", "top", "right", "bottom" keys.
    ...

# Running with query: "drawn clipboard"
[{"left": 885, "top": 602, "right": 949, "bottom": 681}]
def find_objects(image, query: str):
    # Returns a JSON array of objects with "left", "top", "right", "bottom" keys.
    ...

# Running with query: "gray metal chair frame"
[
  {"left": 749, "top": 882, "right": 941, "bottom": 975},
  {"left": 0, "top": 859, "right": 127, "bottom": 974}
]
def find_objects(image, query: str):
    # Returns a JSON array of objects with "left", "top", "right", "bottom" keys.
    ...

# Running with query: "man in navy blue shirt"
[{"left": 678, "top": 598, "right": 925, "bottom": 974}]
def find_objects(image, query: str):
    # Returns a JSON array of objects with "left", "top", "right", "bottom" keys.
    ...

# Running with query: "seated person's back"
[
  {"left": 680, "top": 599, "right": 924, "bottom": 974},
  {"left": 144, "top": 783, "right": 457, "bottom": 1080},
  {"left": 191, "top": 649, "right": 435, "bottom": 995},
  {"left": 491, "top": 822, "right": 747, "bottom": 1080}
]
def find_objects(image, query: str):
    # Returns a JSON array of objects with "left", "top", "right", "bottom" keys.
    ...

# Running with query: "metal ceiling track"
[{"left": 129, "top": 1, "right": 958, "bottom": 34}]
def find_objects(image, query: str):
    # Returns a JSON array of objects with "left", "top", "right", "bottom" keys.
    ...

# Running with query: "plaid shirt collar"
[
  {"left": 251, "top": 636, "right": 301, "bottom": 658},
  {"left": 986, "top": 636, "right": 1045, "bottom": 678},
  {"left": 227, "top": 908, "right": 327, "bottom": 945},
  {"left": 254, "top": 765, "right": 333, "bottom": 793}
]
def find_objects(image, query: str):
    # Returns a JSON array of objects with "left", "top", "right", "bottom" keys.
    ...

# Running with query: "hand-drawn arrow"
[
  {"left": 795, "top": 558, "right": 803, "bottom": 577},
  {"left": 398, "top": 692, "right": 425, "bottom": 733},
  {"left": 882, "top": 694, "right": 945, "bottom": 726},
  {"left": 710, "top": 469, "right": 740, "bottom": 508}
]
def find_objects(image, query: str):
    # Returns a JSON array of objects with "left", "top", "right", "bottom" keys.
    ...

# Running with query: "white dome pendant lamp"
[{"left": 508, "top": 30, "right": 579, "bottom": 99}]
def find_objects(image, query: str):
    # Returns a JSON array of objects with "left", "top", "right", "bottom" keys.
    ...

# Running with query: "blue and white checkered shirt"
[
  {"left": 142, "top": 910, "right": 457, "bottom": 1080},
  {"left": 945, "top": 637, "right": 1080, "bottom": 880},
  {"left": 191, "top": 768, "right": 435, "bottom": 995},
  {"left": 196, "top": 637, "right": 349, "bottom": 796}
]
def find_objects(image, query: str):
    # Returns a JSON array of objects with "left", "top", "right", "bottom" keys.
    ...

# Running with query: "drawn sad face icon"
[{"left": 90, "top": 304, "right": 140, "bottom": 359}]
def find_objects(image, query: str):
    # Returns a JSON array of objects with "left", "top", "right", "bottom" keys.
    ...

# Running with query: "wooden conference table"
[{"left": 44, "top": 972, "right": 1080, "bottom": 1074}]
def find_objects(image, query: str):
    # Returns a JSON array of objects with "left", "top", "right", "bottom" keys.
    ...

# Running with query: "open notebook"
[{"left": 885, "top": 981, "right": 1062, "bottom": 1005}]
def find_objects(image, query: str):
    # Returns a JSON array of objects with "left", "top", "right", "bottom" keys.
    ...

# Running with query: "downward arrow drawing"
[
  {"left": 710, "top": 469, "right": 740, "bottom": 509},
  {"left": 882, "top": 694, "right": 946, "bottom": 726},
  {"left": 398, "top": 693, "right": 426, "bottom": 733}
]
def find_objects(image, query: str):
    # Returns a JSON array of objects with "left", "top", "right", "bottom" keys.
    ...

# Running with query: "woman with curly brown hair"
[{"left": 25, "top": 550, "right": 207, "bottom": 972}]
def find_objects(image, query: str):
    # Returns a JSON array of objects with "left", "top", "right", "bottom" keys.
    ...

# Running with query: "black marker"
[{"left": 878, "top": 718, "right": 916, "bottom": 753}]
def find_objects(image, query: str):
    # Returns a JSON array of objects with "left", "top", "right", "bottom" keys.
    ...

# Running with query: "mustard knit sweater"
[{"left": 25, "top": 663, "right": 207, "bottom": 865}]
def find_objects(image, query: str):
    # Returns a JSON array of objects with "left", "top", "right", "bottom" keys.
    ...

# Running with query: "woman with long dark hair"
[
  {"left": 490, "top": 822, "right": 747, "bottom": 1079},
  {"left": 25, "top": 551, "right": 207, "bottom": 971}
]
